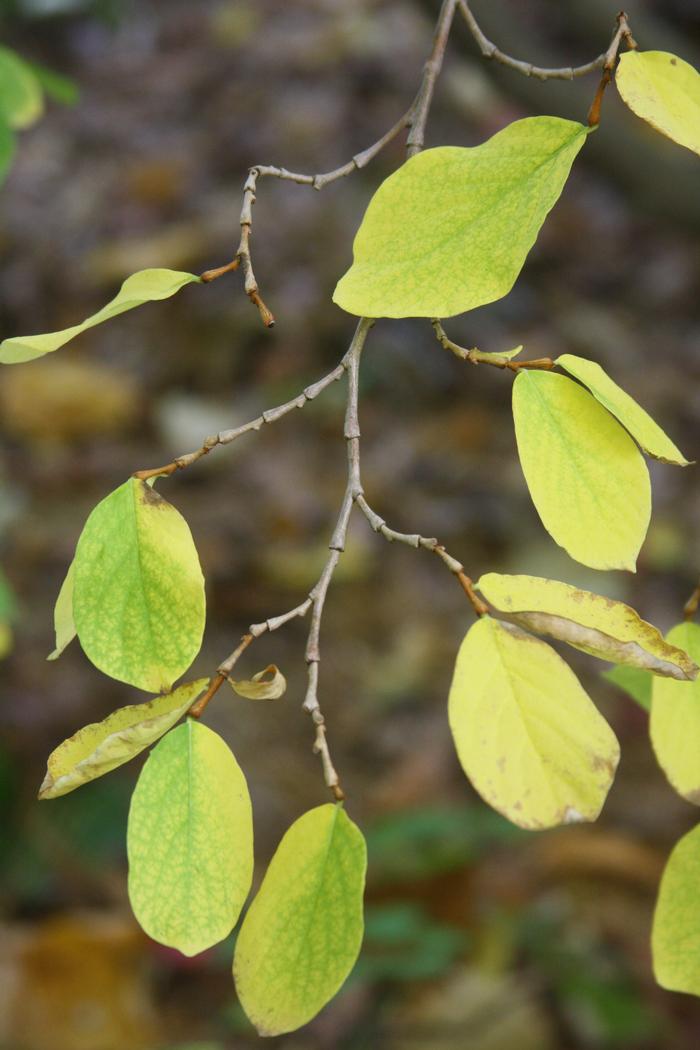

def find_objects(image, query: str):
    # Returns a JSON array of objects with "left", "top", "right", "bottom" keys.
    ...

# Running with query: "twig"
[
  {"left": 684, "top": 581, "right": 700, "bottom": 622},
  {"left": 189, "top": 600, "right": 313, "bottom": 720},
  {"left": 407, "top": 0, "right": 458, "bottom": 157},
  {"left": 588, "top": 12, "right": 637, "bottom": 127},
  {"left": 300, "top": 317, "right": 374, "bottom": 800},
  {"left": 190, "top": 319, "right": 373, "bottom": 798},
  {"left": 355, "top": 494, "right": 488, "bottom": 617},
  {"left": 432, "top": 320, "right": 554, "bottom": 372},
  {"left": 132, "top": 352, "right": 353, "bottom": 481},
  {"left": 457, "top": 0, "right": 628, "bottom": 82},
  {"left": 202, "top": 0, "right": 465, "bottom": 322}
]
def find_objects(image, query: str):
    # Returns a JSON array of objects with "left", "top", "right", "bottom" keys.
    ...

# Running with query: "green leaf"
[
  {"left": 38, "top": 678, "right": 208, "bottom": 800},
  {"left": 448, "top": 616, "right": 619, "bottom": 830},
  {"left": 25, "top": 61, "right": 79, "bottom": 106},
  {"left": 512, "top": 370, "right": 651, "bottom": 572},
  {"left": 0, "top": 269, "right": 201, "bottom": 364},
  {"left": 72, "top": 478, "right": 205, "bottom": 693},
  {"left": 556, "top": 354, "right": 690, "bottom": 466},
  {"left": 0, "top": 47, "right": 43, "bottom": 129},
  {"left": 128, "top": 720, "right": 253, "bottom": 956},
  {"left": 476, "top": 573, "right": 697, "bottom": 680},
  {"left": 48, "top": 560, "right": 76, "bottom": 661},
  {"left": 616, "top": 50, "right": 700, "bottom": 158},
  {"left": 652, "top": 823, "right": 700, "bottom": 994},
  {"left": 233, "top": 803, "right": 366, "bottom": 1036},
  {"left": 602, "top": 665, "right": 652, "bottom": 711},
  {"left": 229, "top": 664, "right": 287, "bottom": 700},
  {"left": 651, "top": 622, "right": 700, "bottom": 803},
  {"left": 333, "top": 116, "right": 588, "bottom": 319},
  {"left": 0, "top": 121, "right": 15, "bottom": 188},
  {"left": 0, "top": 567, "right": 17, "bottom": 623}
]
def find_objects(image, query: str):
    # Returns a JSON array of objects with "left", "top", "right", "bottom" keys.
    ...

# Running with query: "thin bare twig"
[
  {"left": 133, "top": 352, "right": 353, "bottom": 481},
  {"left": 587, "top": 12, "right": 637, "bottom": 127},
  {"left": 457, "top": 0, "right": 628, "bottom": 82},
  {"left": 189, "top": 600, "right": 313, "bottom": 720},
  {"left": 300, "top": 317, "right": 374, "bottom": 800},
  {"left": 407, "top": 0, "right": 458, "bottom": 157},
  {"left": 355, "top": 494, "right": 488, "bottom": 617},
  {"left": 432, "top": 320, "right": 554, "bottom": 372}
]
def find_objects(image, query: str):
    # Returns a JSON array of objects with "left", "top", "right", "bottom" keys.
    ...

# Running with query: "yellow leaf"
[
  {"left": 651, "top": 622, "right": 700, "bottom": 803},
  {"left": 39, "top": 678, "right": 208, "bottom": 799},
  {"left": 448, "top": 617, "right": 619, "bottom": 830},
  {"left": 616, "top": 50, "right": 700, "bottom": 157},
  {"left": 556, "top": 354, "right": 690, "bottom": 465},
  {"left": 512, "top": 371, "right": 650, "bottom": 571},
  {"left": 653, "top": 823, "right": 700, "bottom": 994},
  {"left": 477, "top": 573, "right": 697, "bottom": 680}
]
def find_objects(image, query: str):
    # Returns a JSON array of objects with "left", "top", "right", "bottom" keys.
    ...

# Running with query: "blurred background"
[{"left": 1, "top": 0, "right": 700, "bottom": 1047}]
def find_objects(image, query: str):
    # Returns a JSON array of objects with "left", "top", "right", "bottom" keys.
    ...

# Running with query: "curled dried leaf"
[{"left": 229, "top": 664, "right": 287, "bottom": 700}]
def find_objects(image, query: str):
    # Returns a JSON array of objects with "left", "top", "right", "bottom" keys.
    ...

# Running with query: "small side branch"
[
  {"left": 355, "top": 494, "right": 489, "bottom": 618},
  {"left": 301, "top": 317, "right": 374, "bottom": 800},
  {"left": 457, "top": 0, "right": 628, "bottom": 82},
  {"left": 189, "top": 599, "right": 313, "bottom": 720},
  {"left": 133, "top": 351, "right": 353, "bottom": 482},
  {"left": 406, "top": 0, "right": 458, "bottom": 157},
  {"left": 587, "top": 12, "right": 637, "bottom": 127},
  {"left": 432, "top": 320, "right": 554, "bottom": 372}
]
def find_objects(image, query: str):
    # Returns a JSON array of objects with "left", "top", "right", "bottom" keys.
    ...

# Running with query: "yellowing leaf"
[
  {"left": 651, "top": 622, "right": 700, "bottom": 803},
  {"left": 0, "top": 269, "right": 201, "bottom": 364},
  {"left": 230, "top": 664, "right": 287, "bottom": 700},
  {"left": 48, "top": 560, "right": 76, "bottom": 661},
  {"left": 128, "top": 720, "right": 253, "bottom": 956},
  {"left": 512, "top": 370, "right": 650, "bottom": 572},
  {"left": 602, "top": 664, "right": 652, "bottom": 711},
  {"left": 72, "top": 478, "right": 205, "bottom": 693},
  {"left": 556, "top": 354, "right": 690, "bottom": 465},
  {"left": 234, "top": 803, "right": 366, "bottom": 1036},
  {"left": 476, "top": 573, "right": 697, "bottom": 681},
  {"left": 616, "top": 50, "right": 700, "bottom": 157},
  {"left": 0, "top": 46, "right": 43, "bottom": 129},
  {"left": 0, "top": 623, "right": 12, "bottom": 659},
  {"left": 333, "top": 116, "right": 588, "bottom": 319},
  {"left": 38, "top": 678, "right": 208, "bottom": 800},
  {"left": 652, "top": 823, "right": 700, "bottom": 994},
  {"left": 448, "top": 616, "right": 619, "bottom": 830}
]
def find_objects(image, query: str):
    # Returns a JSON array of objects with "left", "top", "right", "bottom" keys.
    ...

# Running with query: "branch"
[
  {"left": 456, "top": 0, "right": 629, "bottom": 82},
  {"left": 432, "top": 320, "right": 554, "bottom": 372},
  {"left": 190, "top": 319, "right": 373, "bottom": 799},
  {"left": 188, "top": 598, "right": 313, "bottom": 720},
  {"left": 406, "top": 0, "right": 458, "bottom": 158},
  {"left": 133, "top": 351, "right": 353, "bottom": 481},
  {"left": 300, "top": 317, "right": 374, "bottom": 799},
  {"left": 587, "top": 12, "right": 637, "bottom": 127},
  {"left": 355, "top": 494, "right": 489, "bottom": 618}
]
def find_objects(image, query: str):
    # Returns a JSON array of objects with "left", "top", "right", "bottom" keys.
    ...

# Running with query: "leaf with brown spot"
[
  {"left": 39, "top": 678, "right": 208, "bottom": 799},
  {"left": 448, "top": 616, "right": 619, "bottom": 830},
  {"left": 477, "top": 573, "right": 697, "bottom": 681}
]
